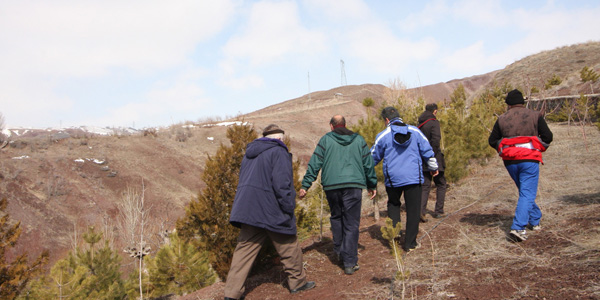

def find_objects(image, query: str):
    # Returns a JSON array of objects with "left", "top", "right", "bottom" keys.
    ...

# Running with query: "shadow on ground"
[{"left": 559, "top": 192, "right": 600, "bottom": 205}]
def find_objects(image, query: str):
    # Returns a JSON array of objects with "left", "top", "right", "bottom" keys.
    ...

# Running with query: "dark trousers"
[
  {"left": 324, "top": 188, "right": 362, "bottom": 268},
  {"left": 421, "top": 171, "right": 447, "bottom": 215},
  {"left": 386, "top": 184, "right": 421, "bottom": 250}
]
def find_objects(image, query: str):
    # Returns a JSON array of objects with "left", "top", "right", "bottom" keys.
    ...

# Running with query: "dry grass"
[{"left": 391, "top": 124, "right": 600, "bottom": 299}]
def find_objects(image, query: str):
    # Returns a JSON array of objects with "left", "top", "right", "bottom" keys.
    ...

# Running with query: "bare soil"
[{"left": 178, "top": 124, "right": 600, "bottom": 300}]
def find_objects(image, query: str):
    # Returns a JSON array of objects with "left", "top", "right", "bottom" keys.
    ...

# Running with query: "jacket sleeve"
[
  {"left": 429, "top": 121, "right": 442, "bottom": 154},
  {"left": 537, "top": 116, "right": 553, "bottom": 147},
  {"left": 272, "top": 149, "right": 296, "bottom": 215},
  {"left": 370, "top": 132, "right": 384, "bottom": 166},
  {"left": 360, "top": 138, "right": 377, "bottom": 189},
  {"left": 488, "top": 120, "right": 502, "bottom": 150},
  {"left": 417, "top": 129, "right": 438, "bottom": 170},
  {"left": 301, "top": 136, "right": 326, "bottom": 190}
]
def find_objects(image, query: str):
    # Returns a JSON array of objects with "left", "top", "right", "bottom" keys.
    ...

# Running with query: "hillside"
[
  {"left": 1, "top": 41, "right": 599, "bottom": 282},
  {"left": 178, "top": 124, "right": 600, "bottom": 299}
]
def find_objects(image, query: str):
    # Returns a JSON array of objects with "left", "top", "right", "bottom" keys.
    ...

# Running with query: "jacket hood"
[
  {"left": 389, "top": 119, "right": 411, "bottom": 147},
  {"left": 326, "top": 131, "right": 358, "bottom": 146},
  {"left": 245, "top": 137, "right": 288, "bottom": 159},
  {"left": 418, "top": 110, "right": 436, "bottom": 124}
]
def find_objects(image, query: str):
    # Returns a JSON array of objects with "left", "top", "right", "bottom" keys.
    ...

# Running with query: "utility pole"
[
  {"left": 308, "top": 72, "right": 312, "bottom": 101},
  {"left": 340, "top": 59, "right": 347, "bottom": 86}
]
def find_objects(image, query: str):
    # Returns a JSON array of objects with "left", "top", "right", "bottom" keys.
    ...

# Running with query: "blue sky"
[{"left": 1, "top": 0, "right": 599, "bottom": 128}]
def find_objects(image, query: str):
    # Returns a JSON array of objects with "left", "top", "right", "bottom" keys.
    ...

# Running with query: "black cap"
[{"left": 505, "top": 89, "right": 525, "bottom": 105}]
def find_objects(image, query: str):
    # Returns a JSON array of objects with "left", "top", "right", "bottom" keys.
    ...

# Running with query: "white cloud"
[
  {"left": 514, "top": 5, "right": 600, "bottom": 55},
  {"left": 94, "top": 70, "right": 211, "bottom": 127},
  {"left": 0, "top": 1, "right": 236, "bottom": 127},
  {"left": 223, "top": 1, "right": 327, "bottom": 65},
  {"left": 400, "top": 0, "right": 449, "bottom": 31},
  {"left": 303, "top": 0, "right": 370, "bottom": 21},
  {"left": 218, "top": 1, "right": 328, "bottom": 89},
  {"left": 343, "top": 23, "right": 439, "bottom": 74},
  {"left": 441, "top": 41, "right": 494, "bottom": 73},
  {"left": 0, "top": 1, "right": 236, "bottom": 77},
  {"left": 451, "top": 0, "right": 507, "bottom": 27}
]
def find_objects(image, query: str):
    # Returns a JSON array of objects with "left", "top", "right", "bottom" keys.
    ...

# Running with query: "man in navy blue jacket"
[
  {"left": 224, "top": 124, "right": 315, "bottom": 300},
  {"left": 371, "top": 107, "right": 438, "bottom": 252}
]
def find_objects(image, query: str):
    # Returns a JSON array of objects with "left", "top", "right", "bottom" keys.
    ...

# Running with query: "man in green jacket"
[{"left": 299, "top": 115, "right": 377, "bottom": 275}]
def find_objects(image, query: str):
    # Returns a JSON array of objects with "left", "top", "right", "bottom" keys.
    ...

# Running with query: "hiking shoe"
[
  {"left": 290, "top": 281, "right": 316, "bottom": 294},
  {"left": 420, "top": 214, "right": 428, "bottom": 223},
  {"left": 510, "top": 229, "right": 527, "bottom": 241},
  {"left": 344, "top": 264, "right": 360, "bottom": 275},
  {"left": 403, "top": 243, "right": 421, "bottom": 253}
]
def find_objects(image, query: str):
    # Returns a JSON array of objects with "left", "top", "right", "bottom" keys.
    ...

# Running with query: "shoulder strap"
[{"left": 417, "top": 118, "right": 436, "bottom": 129}]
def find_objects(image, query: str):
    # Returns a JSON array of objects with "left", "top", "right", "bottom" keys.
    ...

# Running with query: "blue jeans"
[
  {"left": 325, "top": 188, "right": 362, "bottom": 268},
  {"left": 505, "top": 162, "right": 541, "bottom": 230}
]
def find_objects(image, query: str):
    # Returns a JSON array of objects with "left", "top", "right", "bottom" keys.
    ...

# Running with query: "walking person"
[
  {"left": 488, "top": 89, "right": 553, "bottom": 242},
  {"left": 299, "top": 115, "right": 377, "bottom": 275},
  {"left": 224, "top": 124, "right": 315, "bottom": 300},
  {"left": 417, "top": 103, "right": 447, "bottom": 221},
  {"left": 371, "top": 107, "right": 438, "bottom": 252}
]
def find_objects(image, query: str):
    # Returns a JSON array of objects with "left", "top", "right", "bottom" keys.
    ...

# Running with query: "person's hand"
[
  {"left": 298, "top": 189, "right": 307, "bottom": 199},
  {"left": 431, "top": 170, "right": 439, "bottom": 177},
  {"left": 368, "top": 189, "right": 377, "bottom": 200}
]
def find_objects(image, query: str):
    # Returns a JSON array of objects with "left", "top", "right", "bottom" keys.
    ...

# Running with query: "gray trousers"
[{"left": 224, "top": 224, "right": 307, "bottom": 299}]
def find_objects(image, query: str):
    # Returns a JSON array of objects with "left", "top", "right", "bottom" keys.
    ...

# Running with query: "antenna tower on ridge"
[
  {"left": 340, "top": 59, "right": 347, "bottom": 86},
  {"left": 308, "top": 72, "right": 312, "bottom": 101}
]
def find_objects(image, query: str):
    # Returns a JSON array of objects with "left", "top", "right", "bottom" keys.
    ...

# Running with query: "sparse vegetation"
[
  {"left": 134, "top": 233, "right": 216, "bottom": 298},
  {"left": 380, "top": 218, "right": 409, "bottom": 299},
  {"left": 580, "top": 66, "right": 600, "bottom": 83},
  {"left": 0, "top": 198, "right": 49, "bottom": 299},
  {"left": 22, "top": 226, "right": 124, "bottom": 299},
  {"left": 544, "top": 73, "right": 562, "bottom": 89}
]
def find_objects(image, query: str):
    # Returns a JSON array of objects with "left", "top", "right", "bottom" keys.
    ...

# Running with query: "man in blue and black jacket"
[{"left": 371, "top": 107, "right": 438, "bottom": 252}]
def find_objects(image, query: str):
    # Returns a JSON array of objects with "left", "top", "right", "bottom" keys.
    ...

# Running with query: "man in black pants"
[
  {"left": 371, "top": 107, "right": 438, "bottom": 252},
  {"left": 418, "top": 103, "right": 447, "bottom": 220}
]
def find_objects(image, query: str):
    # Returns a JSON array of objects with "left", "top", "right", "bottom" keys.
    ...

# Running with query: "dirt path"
[{"left": 180, "top": 124, "right": 600, "bottom": 299}]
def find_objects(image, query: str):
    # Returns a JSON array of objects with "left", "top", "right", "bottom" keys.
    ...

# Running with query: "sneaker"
[
  {"left": 510, "top": 229, "right": 527, "bottom": 241},
  {"left": 433, "top": 213, "right": 446, "bottom": 219},
  {"left": 290, "top": 281, "right": 316, "bottom": 294},
  {"left": 531, "top": 224, "right": 542, "bottom": 231},
  {"left": 403, "top": 243, "right": 421, "bottom": 253},
  {"left": 420, "top": 214, "right": 428, "bottom": 223},
  {"left": 344, "top": 264, "right": 360, "bottom": 275}
]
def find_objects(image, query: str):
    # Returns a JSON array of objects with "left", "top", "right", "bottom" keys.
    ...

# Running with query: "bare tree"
[
  {"left": 0, "top": 112, "right": 7, "bottom": 148},
  {"left": 117, "top": 182, "right": 152, "bottom": 300}
]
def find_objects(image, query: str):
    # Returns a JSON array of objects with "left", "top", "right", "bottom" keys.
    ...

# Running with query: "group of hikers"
[{"left": 222, "top": 89, "right": 553, "bottom": 300}]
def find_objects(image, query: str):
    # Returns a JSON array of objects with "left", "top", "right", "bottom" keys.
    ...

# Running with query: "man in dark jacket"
[
  {"left": 224, "top": 124, "right": 315, "bottom": 300},
  {"left": 418, "top": 103, "right": 447, "bottom": 221},
  {"left": 488, "top": 89, "right": 553, "bottom": 242},
  {"left": 299, "top": 115, "right": 377, "bottom": 275}
]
